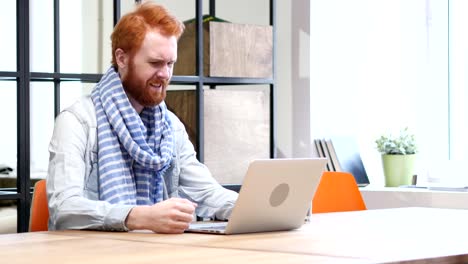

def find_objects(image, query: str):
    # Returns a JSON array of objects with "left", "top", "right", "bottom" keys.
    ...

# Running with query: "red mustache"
[{"left": 148, "top": 79, "right": 169, "bottom": 88}]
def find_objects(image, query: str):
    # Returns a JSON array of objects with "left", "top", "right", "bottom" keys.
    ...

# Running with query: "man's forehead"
[
  {"left": 145, "top": 50, "right": 177, "bottom": 62},
  {"left": 140, "top": 30, "right": 177, "bottom": 60}
]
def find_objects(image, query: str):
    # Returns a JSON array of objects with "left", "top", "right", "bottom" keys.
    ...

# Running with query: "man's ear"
[{"left": 115, "top": 48, "right": 129, "bottom": 69}]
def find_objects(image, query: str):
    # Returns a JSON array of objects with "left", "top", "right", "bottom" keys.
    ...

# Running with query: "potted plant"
[{"left": 375, "top": 127, "right": 417, "bottom": 187}]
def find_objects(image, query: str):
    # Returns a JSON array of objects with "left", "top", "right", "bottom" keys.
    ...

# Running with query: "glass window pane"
[
  {"left": 60, "top": 82, "right": 96, "bottom": 111},
  {"left": 310, "top": 1, "right": 449, "bottom": 186},
  {"left": 216, "top": 0, "right": 269, "bottom": 25},
  {"left": 124, "top": 0, "right": 267, "bottom": 25},
  {"left": 60, "top": 0, "right": 114, "bottom": 74},
  {"left": 30, "top": 0, "right": 54, "bottom": 72},
  {"left": 0, "top": 1, "right": 16, "bottom": 71},
  {"left": 449, "top": 0, "right": 468, "bottom": 160},
  {"left": 121, "top": 0, "right": 137, "bottom": 15},
  {"left": 0, "top": 201, "right": 16, "bottom": 234},
  {"left": 123, "top": 0, "right": 197, "bottom": 21},
  {"left": 30, "top": 82, "right": 55, "bottom": 178},
  {"left": 0, "top": 81, "right": 17, "bottom": 177}
]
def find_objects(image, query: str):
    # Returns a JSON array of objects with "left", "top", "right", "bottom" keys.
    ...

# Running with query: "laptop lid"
[{"left": 186, "top": 158, "right": 328, "bottom": 235}]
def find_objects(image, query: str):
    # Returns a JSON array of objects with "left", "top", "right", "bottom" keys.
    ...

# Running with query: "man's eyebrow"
[
  {"left": 148, "top": 57, "right": 176, "bottom": 62},
  {"left": 148, "top": 57, "right": 164, "bottom": 61}
]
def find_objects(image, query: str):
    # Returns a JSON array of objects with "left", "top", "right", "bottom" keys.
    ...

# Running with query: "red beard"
[{"left": 122, "top": 60, "right": 169, "bottom": 107}]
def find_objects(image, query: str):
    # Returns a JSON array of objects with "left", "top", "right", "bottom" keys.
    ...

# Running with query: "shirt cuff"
[{"left": 104, "top": 204, "right": 135, "bottom": 231}]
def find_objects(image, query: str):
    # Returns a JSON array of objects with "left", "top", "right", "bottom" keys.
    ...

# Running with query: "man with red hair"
[{"left": 46, "top": 2, "right": 238, "bottom": 233}]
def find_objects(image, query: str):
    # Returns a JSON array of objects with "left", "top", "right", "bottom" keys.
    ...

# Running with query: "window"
[
  {"left": 448, "top": 0, "right": 468, "bottom": 161},
  {"left": 0, "top": 0, "right": 120, "bottom": 233},
  {"left": 310, "top": 0, "right": 464, "bottom": 186},
  {"left": 2, "top": 0, "right": 268, "bottom": 233}
]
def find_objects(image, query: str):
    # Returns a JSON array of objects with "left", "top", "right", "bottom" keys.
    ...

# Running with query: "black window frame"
[
  {"left": 0, "top": 0, "right": 121, "bottom": 233},
  {"left": 0, "top": 0, "right": 276, "bottom": 233}
]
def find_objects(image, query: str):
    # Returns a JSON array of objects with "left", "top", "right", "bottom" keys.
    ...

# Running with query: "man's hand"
[{"left": 125, "top": 198, "right": 198, "bottom": 234}]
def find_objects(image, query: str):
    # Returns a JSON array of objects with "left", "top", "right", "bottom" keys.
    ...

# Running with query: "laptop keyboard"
[{"left": 189, "top": 222, "right": 227, "bottom": 230}]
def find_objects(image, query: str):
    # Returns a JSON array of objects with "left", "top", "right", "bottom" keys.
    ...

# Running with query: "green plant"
[{"left": 375, "top": 127, "right": 417, "bottom": 155}]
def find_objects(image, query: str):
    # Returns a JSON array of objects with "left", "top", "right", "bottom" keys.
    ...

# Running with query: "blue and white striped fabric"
[{"left": 91, "top": 67, "right": 174, "bottom": 205}]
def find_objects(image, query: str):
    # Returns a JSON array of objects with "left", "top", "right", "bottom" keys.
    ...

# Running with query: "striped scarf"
[{"left": 91, "top": 67, "right": 173, "bottom": 205}]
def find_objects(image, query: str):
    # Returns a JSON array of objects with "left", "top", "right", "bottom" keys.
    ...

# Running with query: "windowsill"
[{"left": 359, "top": 186, "right": 468, "bottom": 210}]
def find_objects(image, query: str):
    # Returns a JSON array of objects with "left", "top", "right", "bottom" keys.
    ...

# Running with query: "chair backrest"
[
  {"left": 312, "top": 171, "right": 367, "bottom": 214},
  {"left": 29, "top": 179, "right": 49, "bottom": 232}
]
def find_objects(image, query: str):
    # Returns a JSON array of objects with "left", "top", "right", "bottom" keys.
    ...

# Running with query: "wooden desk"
[
  {"left": 0, "top": 232, "right": 359, "bottom": 264},
  {"left": 2, "top": 207, "right": 468, "bottom": 263}
]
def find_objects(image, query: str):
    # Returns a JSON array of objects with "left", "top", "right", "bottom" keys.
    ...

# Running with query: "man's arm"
[
  {"left": 47, "top": 110, "right": 134, "bottom": 231},
  {"left": 125, "top": 198, "right": 196, "bottom": 233},
  {"left": 48, "top": 109, "right": 197, "bottom": 233}
]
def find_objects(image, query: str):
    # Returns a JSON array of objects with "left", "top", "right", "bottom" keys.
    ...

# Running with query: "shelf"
[
  {"left": 26, "top": 74, "right": 274, "bottom": 86},
  {"left": 30, "top": 72, "right": 103, "bottom": 83},
  {"left": 171, "top": 75, "right": 274, "bottom": 85},
  {"left": 0, "top": 191, "right": 20, "bottom": 200},
  {"left": 0, "top": 71, "right": 19, "bottom": 80},
  {"left": 1, "top": 0, "right": 276, "bottom": 232},
  {"left": 172, "top": 0, "right": 276, "bottom": 186}
]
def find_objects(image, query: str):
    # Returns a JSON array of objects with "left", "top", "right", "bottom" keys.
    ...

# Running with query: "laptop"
[{"left": 185, "top": 158, "right": 328, "bottom": 235}]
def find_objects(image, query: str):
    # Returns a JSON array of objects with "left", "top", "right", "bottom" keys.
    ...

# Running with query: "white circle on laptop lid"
[{"left": 269, "top": 183, "right": 290, "bottom": 207}]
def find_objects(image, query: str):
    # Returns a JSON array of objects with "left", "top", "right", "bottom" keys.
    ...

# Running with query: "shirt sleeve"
[{"left": 46, "top": 110, "right": 134, "bottom": 231}]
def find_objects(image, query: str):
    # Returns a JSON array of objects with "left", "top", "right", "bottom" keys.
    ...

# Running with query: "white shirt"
[{"left": 46, "top": 96, "right": 237, "bottom": 231}]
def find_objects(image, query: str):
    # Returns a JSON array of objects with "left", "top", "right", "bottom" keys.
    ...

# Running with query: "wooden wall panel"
[
  {"left": 204, "top": 89, "right": 270, "bottom": 184},
  {"left": 165, "top": 90, "right": 197, "bottom": 149},
  {"left": 165, "top": 88, "right": 270, "bottom": 184},
  {"left": 174, "top": 21, "right": 272, "bottom": 78}
]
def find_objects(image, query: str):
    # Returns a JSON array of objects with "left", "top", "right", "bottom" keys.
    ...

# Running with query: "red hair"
[{"left": 111, "top": 2, "right": 184, "bottom": 68}]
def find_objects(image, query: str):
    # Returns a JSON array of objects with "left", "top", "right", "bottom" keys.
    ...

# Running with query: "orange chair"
[
  {"left": 29, "top": 179, "right": 49, "bottom": 231},
  {"left": 312, "top": 171, "right": 367, "bottom": 214}
]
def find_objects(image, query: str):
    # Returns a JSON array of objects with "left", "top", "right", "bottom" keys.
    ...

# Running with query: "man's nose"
[{"left": 156, "top": 65, "right": 170, "bottom": 79}]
